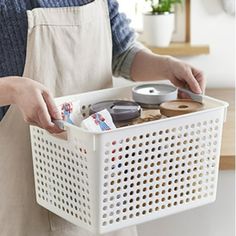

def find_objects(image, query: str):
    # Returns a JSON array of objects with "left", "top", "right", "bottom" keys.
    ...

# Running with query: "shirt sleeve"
[
  {"left": 0, "top": 105, "right": 9, "bottom": 121},
  {"left": 108, "top": 0, "right": 149, "bottom": 80}
]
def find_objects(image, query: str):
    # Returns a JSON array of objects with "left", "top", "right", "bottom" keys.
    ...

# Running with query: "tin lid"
[
  {"left": 89, "top": 100, "right": 141, "bottom": 122},
  {"left": 160, "top": 99, "right": 204, "bottom": 117},
  {"left": 132, "top": 84, "right": 177, "bottom": 106}
]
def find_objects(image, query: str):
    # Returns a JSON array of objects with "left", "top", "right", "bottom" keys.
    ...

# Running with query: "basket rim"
[{"left": 44, "top": 84, "right": 229, "bottom": 135}]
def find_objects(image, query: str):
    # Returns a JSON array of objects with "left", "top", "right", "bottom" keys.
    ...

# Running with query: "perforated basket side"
[
  {"left": 96, "top": 108, "right": 225, "bottom": 234},
  {"left": 30, "top": 126, "right": 100, "bottom": 233}
]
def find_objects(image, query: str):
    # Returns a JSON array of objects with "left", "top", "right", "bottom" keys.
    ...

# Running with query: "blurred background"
[
  {"left": 117, "top": 0, "right": 235, "bottom": 88},
  {"left": 114, "top": 0, "right": 235, "bottom": 236}
]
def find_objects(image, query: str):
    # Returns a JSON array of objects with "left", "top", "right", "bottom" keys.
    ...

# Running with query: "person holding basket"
[{"left": 0, "top": 0, "right": 205, "bottom": 235}]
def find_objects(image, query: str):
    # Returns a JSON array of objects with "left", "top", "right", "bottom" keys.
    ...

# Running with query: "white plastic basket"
[{"left": 30, "top": 84, "right": 228, "bottom": 234}]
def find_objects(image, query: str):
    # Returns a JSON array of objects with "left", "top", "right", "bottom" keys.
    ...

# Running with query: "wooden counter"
[{"left": 206, "top": 89, "right": 235, "bottom": 170}]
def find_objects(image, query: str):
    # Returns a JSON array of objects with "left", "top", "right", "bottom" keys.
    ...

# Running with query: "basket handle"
[
  {"left": 178, "top": 87, "right": 204, "bottom": 103},
  {"left": 53, "top": 119, "right": 67, "bottom": 131},
  {"left": 52, "top": 120, "right": 69, "bottom": 141}
]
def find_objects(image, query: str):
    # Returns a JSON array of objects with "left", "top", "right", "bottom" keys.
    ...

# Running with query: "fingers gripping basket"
[{"left": 30, "top": 85, "right": 228, "bottom": 234}]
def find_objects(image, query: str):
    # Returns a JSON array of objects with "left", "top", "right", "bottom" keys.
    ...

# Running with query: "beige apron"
[{"left": 0, "top": 1, "right": 138, "bottom": 235}]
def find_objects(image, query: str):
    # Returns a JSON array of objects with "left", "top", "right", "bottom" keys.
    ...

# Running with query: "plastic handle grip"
[
  {"left": 178, "top": 87, "right": 204, "bottom": 103},
  {"left": 53, "top": 119, "right": 67, "bottom": 131}
]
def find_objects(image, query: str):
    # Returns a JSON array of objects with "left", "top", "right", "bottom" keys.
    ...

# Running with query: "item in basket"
[
  {"left": 117, "top": 109, "right": 162, "bottom": 127},
  {"left": 132, "top": 83, "right": 177, "bottom": 108},
  {"left": 160, "top": 99, "right": 204, "bottom": 117},
  {"left": 81, "top": 109, "right": 116, "bottom": 132},
  {"left": 58, "top": 100, "right": 83, "bottom": 126},
  {"left": 89, "top": 100, "right": 141, "bottom": 122}
]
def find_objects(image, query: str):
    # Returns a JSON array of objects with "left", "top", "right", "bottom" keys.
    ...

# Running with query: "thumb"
[
  {"left": 42, "top": 90, "right": 62, "bottom": 120},
  {"left": 186, "top": 70, "right": 202, "bottom": 94}
]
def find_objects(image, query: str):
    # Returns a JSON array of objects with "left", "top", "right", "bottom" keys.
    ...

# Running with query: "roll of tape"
[
  {"left": 132, "top": 84, "right": 177, "bottom": 108},
  {"left": 90, "top": 100, "right": 141, "bottom": 122}
]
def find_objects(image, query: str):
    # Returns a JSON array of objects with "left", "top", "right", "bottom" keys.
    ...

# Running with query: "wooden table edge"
[{"left": 220, "top": 155, "right": 235, "bottom": 171}]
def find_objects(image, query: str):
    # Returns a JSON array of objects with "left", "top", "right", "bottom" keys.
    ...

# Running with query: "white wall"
[
  {"left": 180, "top": 0, "right": 236, "bottom": 88},
  {"left": 118, "top": 0, "right": 235, "bottom": 88}
]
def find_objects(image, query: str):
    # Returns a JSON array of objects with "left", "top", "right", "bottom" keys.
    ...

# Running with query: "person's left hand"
[{"left": 165, "top": 56, "right": 206, "bottom": 94}]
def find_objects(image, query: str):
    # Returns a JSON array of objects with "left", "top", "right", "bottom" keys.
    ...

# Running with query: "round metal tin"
[
  {"left": 89, "top": 100, "right": 141, "bottom": 122},
  {"left": 132, "top": 84, "right": 178, "bottom": 108}
]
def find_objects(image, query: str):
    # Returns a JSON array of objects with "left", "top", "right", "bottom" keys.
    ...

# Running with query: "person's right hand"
[{"left": 12, "top": 77, "right": 63, "bottom": 134}]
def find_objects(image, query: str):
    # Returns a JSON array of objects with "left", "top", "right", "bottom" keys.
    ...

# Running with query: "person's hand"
[
  {"left": 166, "top": 56, "right": 206, "bottom": 94},
  {"left": 130, "top": 50, "right": 206, "bottom": 95},
  {"left": 12, "top": 77, "right": 63, "bottom": 134}
]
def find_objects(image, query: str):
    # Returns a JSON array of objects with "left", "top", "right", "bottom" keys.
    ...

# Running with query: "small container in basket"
[{"left": 30, "top": 84, "right": 228, "bottom": 234}]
